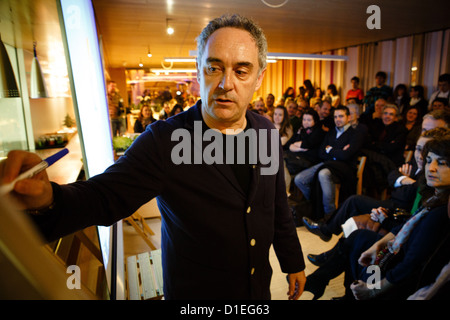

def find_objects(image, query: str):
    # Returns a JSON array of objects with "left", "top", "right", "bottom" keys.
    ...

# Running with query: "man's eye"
[{"left": 207, "top": 65, "right": 220, "bottom": 73}]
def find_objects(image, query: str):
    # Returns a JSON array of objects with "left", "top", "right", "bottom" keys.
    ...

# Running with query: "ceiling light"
[
  {"left": 188, "top": 50, "right": 347, "bottom": 62},
  {"left": 267, "top": 52, "right": 348, "bottom": 61},
  {"left": 166, "top": 18, "right": 174, "bottom": 35},
  {"left": 151, "top": 68, "right": 197, "bottom": 73},
  {"left": 139, "top": 58, "right": 143, "bottom": 68},
  {"left": 164, "top": 57, "right": 196, "bottom": 63},
  {"left": 147, "top": 45, "right": 152, "bottom": 58},
  {"left": 0, "top": 33, "right": 20, "bottom": 98}
]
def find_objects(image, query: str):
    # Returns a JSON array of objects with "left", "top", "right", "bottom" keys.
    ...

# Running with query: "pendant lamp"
[
  {"left": 30, "top": 42, "right": 48, "bottom": 98},
  {"left": 0, "top": 33, "right": 20, "bottom": 98}
]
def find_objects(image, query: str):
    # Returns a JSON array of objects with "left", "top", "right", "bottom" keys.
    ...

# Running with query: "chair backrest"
[{"left": 356, "top": 156, "right": 367, "bottom": 195}]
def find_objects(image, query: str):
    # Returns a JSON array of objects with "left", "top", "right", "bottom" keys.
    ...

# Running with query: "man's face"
[
  {"left": 438, "top": 81, "right": 449, "bottom": 93},
  {"left": 374, "top": 99, "right": 386, "bottom": 113},
  {"left": 375, "top": 75, "right": 385, "bottom": 87},
  {"left": 431, "top": 100, "right": 445, "bottom": 111},
  {"left": 382, "top": 107, "right": 397, "bottom": 126},
  {"left": 351, "top": 80, "right": 359, "bottom": 89},
  {"left": 254, "top": 100, "right": 265, "bottom": 113},
  {"left": 422, "top": 118, "right": 447, "bottom": 132},
  {"left": 197, "top": 27, "right": 265, "bottom": 127},
  {"left": 319, "top": 102, "right": 331, "bottom": 119},
  {"left": 286, "top": 102, "right": 297, "bottom": 117},
  {"left": 266, "top": 94, "right": 274, "bottom": 107},
  {"left": 334, "top": 109, "right": 349, "bottom": 129},
  {"left": 108, "top": 82, "right": 116, "bottom": 93}
]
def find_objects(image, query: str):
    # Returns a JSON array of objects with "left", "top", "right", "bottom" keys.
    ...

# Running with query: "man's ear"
[{"left": 255, "top": 67, "right": 266, "bottom": 91}]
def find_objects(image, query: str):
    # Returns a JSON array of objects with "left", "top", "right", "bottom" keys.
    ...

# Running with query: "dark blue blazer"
[{"left": 33, "top": 101, "right": 305, "bottom": 299}]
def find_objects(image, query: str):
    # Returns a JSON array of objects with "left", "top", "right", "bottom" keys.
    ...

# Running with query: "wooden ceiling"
[
  {"left": 1, "top": 0, "right": 449, "bottom": 78},
  {"left": 92, "top": 0, "right": 450, "bottom": 71}
]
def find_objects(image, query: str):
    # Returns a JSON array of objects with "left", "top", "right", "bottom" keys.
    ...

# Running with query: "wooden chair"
[
  {"left": 124, "top": 212, "right": 157, "bottom": 250},
  {"left": 335, "top": 156, "right": 367, "bottom": 208},
  {"left": 126, "top": 249, "right": 163, "bottom": 300}
]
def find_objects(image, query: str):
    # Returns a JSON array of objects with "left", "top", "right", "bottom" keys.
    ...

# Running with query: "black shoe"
[
  {"left": 303, "top": 275, "right": 327, "bottom": 300},
  {"left": 307, "top": 253, "right": 329, "bottom": 267},
  {"left": 302, "top": 217, "right": 332, "bottom": 242}
]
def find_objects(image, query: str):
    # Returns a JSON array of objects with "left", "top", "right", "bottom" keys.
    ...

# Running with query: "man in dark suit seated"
[
  {"left": 294, "top": 105, "right": 366, "bottom": 219},
  {"left": 361, "top": 104, "right": 408, "bottom": 196},
  {"left": 365, "top": 104, "right": 408, "bottom": 167},
  {"left": 317, "top": 100, "right": 335, "bottom": 133}
]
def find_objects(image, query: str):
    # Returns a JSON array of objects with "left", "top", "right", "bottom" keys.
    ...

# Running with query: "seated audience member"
[
  {"left": 310, "top": 88, "right": 323, "bottom": 109},
  {"left": 283, "top": 86, "right": 295, "bottom": 100},
  {"left": 362, "top": 104, "right": 408, "bottom": 195},
  {"left": 286, "top": 98, "right": 302, "bottom": 133},
  {"left": 265, "top": 93, "right": 276, "bottom": 118},
  {"left": 365, "top": 104, "right": 408, "bottom": 167},
  {"left": 402, "top": 105, "right": 423, "bottom": 151},
  {"left": 327, "top": 84, "right": 341, "bottom": 108},
  {"left": 294, "top": 106, "right": 366, "bottom": 219},
  {"left": 273, "top": 106, "right": 293, "bottom": 147},
  {"left": 317, "top": 100, "right": 334, "bottom": 132},
  {"left": 421, "top": 109, "right": 450, "bottom": 133},
  {"left": 347, "top": 103, "right": 368, "bottom": 136},
  {"left": 409, "top": 85, "right": 428, "bottom": 117},
  {"left": 303, "top": 128, "right": 450, "bottom": 245},
  {"left": 303, "top": 80, "right": 315, "bottom": 104},
  {"left": 285, "top": 108, "right": 325, "bottom": 175},
  {"left": 429, "top": 97, "right": 450, "bottom": 112},
  {"left": 345, "top": 76, "right": 364, "bottom": 105},
  {"left": 303, "top": 134, "right": 450, "bottom": 300},
  {"left": 134, "top": 104, "right": 156, "bottom": 133},
  {"left": 169, "top": 104, "right": 184, "bottom": 117},
  {"left": 362, "top": 71, "right": 393, "bottom": 115},
  {"left": 359, "top": 98, "right": 385, "bottom": 127},
  {"left": 296, "top": 99, "right": 309, "bottom": 118},
  {"left": 407, "top": 194, "right": 450, "bottom": 300},
  {"left": 254, "top": 97, "right": 272, "bottom": 121},
  {"left": 159, "top": 101, "right": 172, "bottom": 120},
  {"left": 393, "top": 84, "right": 409, "bottom": 116},
  {"left": 428, "top": 73, "right": 450, "bottom": 111}
]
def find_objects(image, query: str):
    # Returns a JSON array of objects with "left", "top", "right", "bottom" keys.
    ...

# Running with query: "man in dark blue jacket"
[
  {"left": 0, "top": 14, "right": 306, "bottom": 300},
  {"left": 294, "top": 106, "right": 366, "bottom": 218}
]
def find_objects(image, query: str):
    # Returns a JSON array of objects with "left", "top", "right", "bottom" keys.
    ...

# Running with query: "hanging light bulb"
[
  {"left": 166, "top": 18, "right": 174, "bottom": 35},
  {"left": 0, "top": 33, "right": 20, "bottom": 98},
  {"left": 139, "top": 58, "right": 144, "bottom": 68},
  {"left": 147, "top": 45, "right": 152, "bottom": 58},
  {"left": 30, "top": 42, "right": 48, "bottom": 98}
]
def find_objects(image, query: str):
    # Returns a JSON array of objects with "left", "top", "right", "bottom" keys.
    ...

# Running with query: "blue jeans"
[{"left": 294, "top": 162, "right": 337, "bottom": 216}]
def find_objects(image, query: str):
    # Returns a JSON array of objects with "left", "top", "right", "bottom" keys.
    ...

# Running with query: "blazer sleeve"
[{"left": 30, "top": 123, "right": 168, "bottom": 242}]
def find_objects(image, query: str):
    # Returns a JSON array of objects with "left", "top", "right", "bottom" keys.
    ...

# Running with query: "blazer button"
[
  {"left": 250, "top": 239, "right": 256, "bottom": 246},
  {"left": 246, "top": 206, "right": 251, "bottom": 214}
]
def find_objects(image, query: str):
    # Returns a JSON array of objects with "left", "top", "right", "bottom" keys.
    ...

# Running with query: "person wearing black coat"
[
  {"left": 284, "top": 108, "right": 325, "bottom": 175},
  {"left": 294, "top": 106, "right": 366, "bottom": 219},
  {"left": 0, "top": 15, "right": 306, "bottom": 300}
]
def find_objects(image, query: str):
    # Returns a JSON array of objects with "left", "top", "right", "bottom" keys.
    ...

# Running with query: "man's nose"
[{"left": 218, "top": 71, "right": 233, "bottom": 91}]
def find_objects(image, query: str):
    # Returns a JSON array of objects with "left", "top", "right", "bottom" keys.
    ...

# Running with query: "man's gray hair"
[{"left": 196, "top": 13, "right": 268, "bottom": 73}]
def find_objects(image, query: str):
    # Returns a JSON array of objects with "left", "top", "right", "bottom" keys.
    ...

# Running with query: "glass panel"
[{"left": 0, "top": 44, "right": 28, "bottom": 158}]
